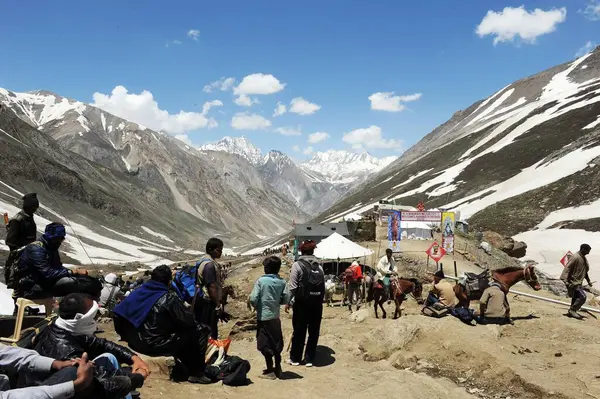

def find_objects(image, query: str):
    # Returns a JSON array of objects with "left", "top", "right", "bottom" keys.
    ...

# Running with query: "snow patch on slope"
[{"left": 141, "top": 226, "right": 175, "bottom": 243}]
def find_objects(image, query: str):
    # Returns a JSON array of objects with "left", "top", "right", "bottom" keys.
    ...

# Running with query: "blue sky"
[{"left": 1, "top": 0, "right": 599, "bottom": 160}]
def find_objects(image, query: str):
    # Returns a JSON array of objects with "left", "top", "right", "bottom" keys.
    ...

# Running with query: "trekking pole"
[{"left": 454, "top": 261, "right": 458, "bottom": 278}]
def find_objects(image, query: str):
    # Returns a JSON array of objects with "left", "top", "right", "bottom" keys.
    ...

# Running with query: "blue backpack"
[{"left": 172, "top": 263, "right": 201, "bottom": 304}]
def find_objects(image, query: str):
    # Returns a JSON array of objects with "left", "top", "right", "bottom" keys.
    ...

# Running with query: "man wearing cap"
[
  {"left": 5, "top": 193, "right": 39, "bottom": 283},
  {"left": 16, "top": 222, "right": 102, "bottom": 300},
  {"left": 561, "top": 243, "right": 593, "bottom": 320},
  {"left": 429, "top": 269, "right": 456, "bottom": 308}
]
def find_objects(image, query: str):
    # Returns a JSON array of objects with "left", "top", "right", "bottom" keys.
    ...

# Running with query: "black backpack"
[
  {"left": 298, "top": 259, "right": 325, "bottom": 305},
  {"left": 206, "top": 355, "right": 251, "bottom": 386},
  {"left": 4, "top": 241, "right": 43, "bottom": 289}
]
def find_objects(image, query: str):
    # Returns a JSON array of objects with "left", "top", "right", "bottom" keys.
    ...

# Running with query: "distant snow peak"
[
  {"left": 301, "top": 150, "right": 397, "bottom": 184},
  {"left": 199, "top": 135, "right": 263, "bottom": 165}
]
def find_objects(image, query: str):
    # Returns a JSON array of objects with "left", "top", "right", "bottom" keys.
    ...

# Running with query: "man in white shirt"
[{"left": 376, "top": 249, "right": 398, "bottom": 302}]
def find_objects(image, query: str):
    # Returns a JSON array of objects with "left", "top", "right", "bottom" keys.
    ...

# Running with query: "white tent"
[{"left": 314, "top": 232, "right": 374, "bottom": 260}]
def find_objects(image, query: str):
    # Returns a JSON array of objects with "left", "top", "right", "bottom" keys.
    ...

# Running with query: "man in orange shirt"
[{"left": 345, "top": 261, "right": 363, "bottom": 312}]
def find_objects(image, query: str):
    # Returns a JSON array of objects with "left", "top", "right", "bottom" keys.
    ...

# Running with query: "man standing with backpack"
[
  {"left": 286, "top": 240, "right": 325, "bottom": 367},
  {"left": 345, "top": 261, "right": 363, "bottom": 312},
  {"left": 193, "top": 238, "right": 230, "bottom": 340},
  {"left": 5, "top": 193, "right": 39, "bottom": 284}
]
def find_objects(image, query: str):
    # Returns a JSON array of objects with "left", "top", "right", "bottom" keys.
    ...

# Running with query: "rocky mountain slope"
[
  {"left": 0, "top": 89, "right": 307, "bottom": 261},
  {"left": 317, "top": 47, "right": 600, "bottom": 276},
  {"left": 200, "top": 136, "right": 394, "bottom": 215}
]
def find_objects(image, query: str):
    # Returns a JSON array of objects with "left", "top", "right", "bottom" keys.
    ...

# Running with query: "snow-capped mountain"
[
  {"left": 301, "top": 150, "right": 397, "bottom": 184},
  {"left": 0, "top": 88, "right": 307, "bottom": 257},
  {"left": 317, "top": 46, "right": 600, "bottom": 282},
  {"left": 199, "top": 136, "right": 263, "bottom": 165}
]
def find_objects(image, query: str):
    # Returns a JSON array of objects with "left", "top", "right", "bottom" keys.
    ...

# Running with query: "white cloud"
[
  {"left": 231, "top": 112, "right": 272, "bottom": 130},
  {"left": 234, "top": 94, "right": 260, "bottom": 107},
  {"left": 582, "top": 1, "right": 600, "bottom": 20},
  {"left": 292, "top": 145, "right": 301, "bottom": 152},
  {"left": 576, "top": 41, "right": 597, "bottom": 57},
  {"left": 234, "top": 73, "right": 285, "bottom": 95},
  {"left": 92, "top": 85, "right": 220, "bottom": 135},
  {"left": 273, "top": 102, "right": 287, "bottom": 117},
  {"left": 274, "top": 126, "right": 302, "bottom": 136},
  {"left": 165, "top": 40, "right": 182, "bottom": 47},
  {"left": 303, "top": 146, "right": 314, "bottom": 155},
  {"left": 308, "top": 132, "right": 329, "bottom": 144},
  {"left": 289, "top": 97, "right": 321, "bottom": 115},
  {"left": 476, "top": 6, "right": 567, "bottom": 45},
  {"left": 175, "top": 134, "right": 192, "bottom": 146},
  {"left": 342, "top": 125, "right": 404, "bottom": 150},
  {"left": 201, "top": 100, "right": 223, "bottom": 115},
  {"left": 203, "top": 77, "right": 236, "bottom": 93},
  {"left": 369, "top": 92, "right": 422, "bottom": 112},
  {"left": 187, "top": 29, "right": 200, "bottom": 41}
]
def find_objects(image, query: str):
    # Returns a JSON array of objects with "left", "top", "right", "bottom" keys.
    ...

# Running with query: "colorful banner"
[
  {"left": 401, "top": 211, "right": 442, "bottom": 222},
  {"left": 441, "top": 212, "right": 455, "bottom": 253},
  {"left": 387, "top": 211, "right": 401, "bottom": 251},
  {"left": 426, "top": 241, "right": 446, "bottom": 263}
]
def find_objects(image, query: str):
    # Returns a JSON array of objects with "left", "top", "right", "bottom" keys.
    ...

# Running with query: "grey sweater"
[
  {"left": 288, "top": 255, "right": 323, "bottom": 304},
  {"left": 0, "top": 345, "right": 74, "bottom": 399}
]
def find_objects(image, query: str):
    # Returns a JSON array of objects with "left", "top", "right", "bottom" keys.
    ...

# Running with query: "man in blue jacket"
[{"left": 15, "top": 223, "right": 102, "bottom": 300}]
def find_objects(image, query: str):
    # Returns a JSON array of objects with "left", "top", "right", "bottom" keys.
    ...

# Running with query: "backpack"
[
  {"left": 205, "top": 355, "right": 251, "bottom": 386},
  {"left": 172, "top": 263, "right": 201, "bottom": 304},
  {"left": 298, "top": 259, "right": 325, "bottom": 305},
  {"left": 4, "top": 241, "right": 43, "bottom": 289},
  {"left": 352, "top": 265, "right": 363, "bottom": 282}
]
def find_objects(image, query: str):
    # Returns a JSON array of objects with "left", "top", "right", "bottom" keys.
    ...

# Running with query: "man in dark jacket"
[
  {"left": 4, "top": 193, "right": 39, "bottom": 285},
  {"left": 34, "top": 293, "right": 149, "bottom": 398},
  {"left": 286, "top": 240, "right": 325, "bottom": 367},
  {"left": 113, "top": 265, "right": 211, "bottom": 384},
  {"left": 561, "top": 243, "right": 593, "bottom": 320},
  {"left": 15, "top": 223, "right": 102, "bottom": 300}
]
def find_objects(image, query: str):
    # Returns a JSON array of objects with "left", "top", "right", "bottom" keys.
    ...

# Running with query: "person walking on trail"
[
  {"left": 561, "top": 244, "right": 593, "bottom": 320},
  {"left": 345, "top": 261, "right": 363, "bottom": 312},
  {"left": 14, "top": 223, "right": 102, "bottom": 301},
  {"left": 286, "top": 240, "right": 325, "bottom": 367},
  {"left": 113, "top": 265, "right": 212, "bottom": 385},
  {"left": 376, "top": 249, "right": 398, "bottom": 303},
  {"left": 249, "top": 256, "right": 290, "bottom": 380},
  {"left": 194, "top": 238, "right": 231, "bottom": 340},
  {"left": 4, "top": 193, "right": 39, "bottom": 284}
]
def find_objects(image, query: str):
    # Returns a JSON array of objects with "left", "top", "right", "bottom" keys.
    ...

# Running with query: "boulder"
[{"left": 483, "top": 231, "right": 527, "bottom": 258}]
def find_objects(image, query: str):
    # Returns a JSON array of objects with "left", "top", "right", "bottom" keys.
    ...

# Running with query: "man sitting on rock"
[
  {"left": 428, "top": 269, "right": 457, "bottom": 308},
  {"left": 15, "top": 223, "right": 102, "bottom": 301},
  {"left": 476, "top": 282, "right": 510, "bottom": 325},
  {"left": 33, "top": 293, "right": 149, "bottom": 398},
  {"left": 113, "top": 265, "right": 212, "bottom": 384}
]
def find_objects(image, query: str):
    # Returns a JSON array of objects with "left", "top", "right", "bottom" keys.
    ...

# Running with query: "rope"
[{"left": 6, "top": 116, "right": 95, "bottom": 267}]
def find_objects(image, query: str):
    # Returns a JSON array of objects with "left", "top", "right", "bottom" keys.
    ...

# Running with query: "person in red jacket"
[{"left": 345, "top": 261, "right": 363, "bottom": 312}]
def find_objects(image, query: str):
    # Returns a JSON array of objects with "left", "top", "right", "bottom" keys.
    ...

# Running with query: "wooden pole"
[
  {"left": 444, "top": 275, "right": 600, "bottom": 315},
  {"left": 454, "top": 261, "right": 458, "bottom": 278},
  {"left": 426, "top": 255, "right": 430, "bottom": 271}
]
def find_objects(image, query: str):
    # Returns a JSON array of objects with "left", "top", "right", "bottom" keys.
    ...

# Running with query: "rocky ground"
[{"left": 92, "top": 229, "right": 600, "bottom": 399}]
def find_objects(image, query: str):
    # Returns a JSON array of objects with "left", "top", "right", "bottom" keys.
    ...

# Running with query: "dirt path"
[{"left": 126, "top": 233, "right": 600, "bottom": 399}]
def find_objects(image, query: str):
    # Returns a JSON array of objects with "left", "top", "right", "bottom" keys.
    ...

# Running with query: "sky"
[{"left": 1, "top": 0, "right": 599, "bottom": 161}]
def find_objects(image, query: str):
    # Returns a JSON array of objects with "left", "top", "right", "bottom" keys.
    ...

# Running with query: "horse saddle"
[{"left": 462, "top": 270, "right": 490, "bottom": 297}]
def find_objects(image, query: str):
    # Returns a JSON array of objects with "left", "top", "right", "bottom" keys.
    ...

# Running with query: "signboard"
[
  {"left": 401, "top": 211, "right": 442, "bottom": 222},
  {"left": 387, "top": 210, "right": 401, "bottom": 251},
  {"left": 441, "top": 211, "right": 455, "bottom": 253},
  {"left": 560, "top": 251, "right": 573, "bottom": 267},
  {"left": 426, "top": 241, "right": 446, "bottom": 262}
]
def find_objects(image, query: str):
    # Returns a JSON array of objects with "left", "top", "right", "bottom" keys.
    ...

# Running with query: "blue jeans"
[{"left": 93, "top": 354, "right": 132, "bottom": 399}]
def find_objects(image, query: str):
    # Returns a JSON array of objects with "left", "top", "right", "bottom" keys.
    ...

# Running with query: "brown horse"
[
  {"left": 454, "top": 265, "right": 542, "bottom": 311},
  {"left": 369, "top": 276, "right": 424, "bottom": 319}
]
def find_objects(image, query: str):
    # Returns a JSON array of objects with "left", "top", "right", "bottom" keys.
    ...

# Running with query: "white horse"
[{"left": 325, "top": 279, "right": 336, "bottom": 307}]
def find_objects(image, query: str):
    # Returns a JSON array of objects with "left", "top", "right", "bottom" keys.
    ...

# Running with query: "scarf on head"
[
  {"left": 55, "top": 301, "right": 99, "bottom": 336},
  {"left": 113, "top": 280, "right": 169, "bottom": 328}
]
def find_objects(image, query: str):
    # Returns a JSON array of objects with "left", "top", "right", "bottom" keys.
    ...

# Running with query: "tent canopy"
[{"left": 314, "top": 232, "right": 374, "bottom": 260}]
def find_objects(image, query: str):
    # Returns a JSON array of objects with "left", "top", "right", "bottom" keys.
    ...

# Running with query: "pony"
[
  {"left": 368, "top": 276, "right": 424, "bottom": 319},
  {"left": 454, "top": 265, "right": 541, "bottom": 318}
]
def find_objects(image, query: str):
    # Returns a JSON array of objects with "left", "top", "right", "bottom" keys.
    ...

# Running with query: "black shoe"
[
  {"left": 101, "top": 376, "right": 133, "bottom": 398},
  {"left": 188, "top": 375, "right": 212, "bottom": 384},
  {"left": 568, "top": 309, "right": 584, "bottom": 320}
]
